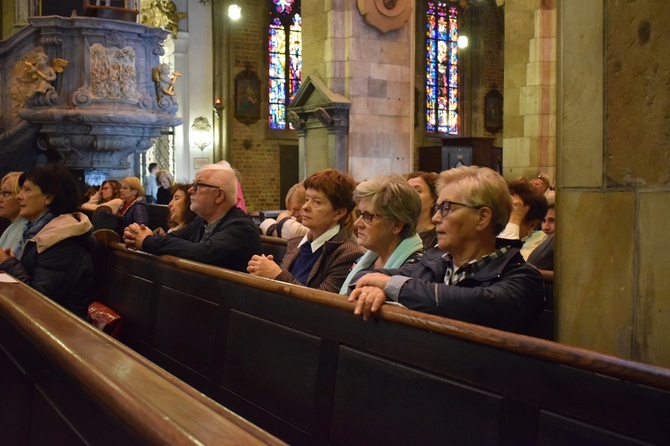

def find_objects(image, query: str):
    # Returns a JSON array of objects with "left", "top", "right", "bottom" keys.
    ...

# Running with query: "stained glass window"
[
  {"left": 426, "top": 1, "right": 459, "bottom": 134},
  {"left": 268, "top": 0, "right": 302, "bottom": 130}
]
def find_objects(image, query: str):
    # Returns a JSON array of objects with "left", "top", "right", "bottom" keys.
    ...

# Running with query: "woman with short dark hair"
[
  {"left": 248, "top": 169, "right": 364, "bottom": 293},
  {"left": 0, "top": 163, "right": 94, "bottom": 318}
]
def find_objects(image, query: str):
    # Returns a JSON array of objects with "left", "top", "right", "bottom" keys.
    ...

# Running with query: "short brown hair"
[{"left": 303, "top": 169, "right": 356, "bottom": 223}]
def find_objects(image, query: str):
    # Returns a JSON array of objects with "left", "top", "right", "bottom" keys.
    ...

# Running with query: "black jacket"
[
  {"left": 0, "top": 213, "right": 94, "bottom": 318},
  {"left": 141, "top": 206, "right": 262, "bottom": 272},
  {"left": 354, "top": 240, "right": 545, "bottom": 333}
]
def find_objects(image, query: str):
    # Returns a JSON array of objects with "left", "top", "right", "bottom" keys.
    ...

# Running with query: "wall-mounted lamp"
[
  {"left": 457, "top": 35, "right": 469, "bottom": 49},
  {"left": 213, "top": 97, "right": 224, "bottom": 117},
  {"left": 191, "top": 116, "right": 212, "bottom": 151},
  {"left": 228, "top": 4, "right": 241, "bottom": 20}
]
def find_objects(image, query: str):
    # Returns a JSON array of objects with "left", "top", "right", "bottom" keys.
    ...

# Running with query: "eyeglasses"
[
  {"left": 355, "top": 209, "right": 382, "bottom": 224},
  {"left": 432, "top": 200, "right": 480, "bottom": 218},
  {"left": 191, "top": 181, "right": 221, "bottom": 191},
  {"left": 0, "top": 191, "right": 13, "bottom": 198}
]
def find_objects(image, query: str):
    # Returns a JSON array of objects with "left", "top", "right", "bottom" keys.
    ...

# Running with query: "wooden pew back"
[
  {"left": 96, "top": 242, "right": 670, "bottom": 445},
  {"left": 0, "top": 270, "right": 282, "bottom": 445}
]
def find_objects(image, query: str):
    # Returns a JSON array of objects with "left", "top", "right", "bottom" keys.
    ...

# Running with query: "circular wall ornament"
[
  {"left": 375, "top": 0, "right": 402, "bottom": 17},
  {"left": 358, "top": 0, "right": 412, "bottom": 33}
]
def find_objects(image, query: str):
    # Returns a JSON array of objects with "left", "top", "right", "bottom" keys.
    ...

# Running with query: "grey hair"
[
  {"left": 354, "top": 173, "right": 421, "bottom": 238},
  {"left": 198, "top": 164, "right": 237, "bottom": 205}
]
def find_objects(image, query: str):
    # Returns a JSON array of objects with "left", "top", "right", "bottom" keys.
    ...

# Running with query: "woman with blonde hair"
[
  {"left": 0, "top": 172, "right": 29, "bottom": 254},
  {"left": 155, "top": 169, "right": 174, "bottom": 205},
  {"left": 115, "top": 176, "right": 149, "bottom": 236}
]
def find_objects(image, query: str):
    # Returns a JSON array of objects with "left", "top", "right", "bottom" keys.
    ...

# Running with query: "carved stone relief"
[
  {"left": 357, "top": 0, "right": 413, "bottom": 33},
  {"left": 89, "top": 43, "right": 140, "bottom": 101}
]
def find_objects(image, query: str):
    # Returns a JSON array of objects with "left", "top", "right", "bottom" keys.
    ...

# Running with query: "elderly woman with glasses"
[
  {"left": 338, "top": 174, "right": 424, "bottom": 294},
  {"left": 348, "top": 165, "right": 545, "bottom": 334},
  {"left": 0, "top": 172, "right": 29, "bottom": 255},
  {"left": 247, "top": 169, "right": 364, "bottom": 293}
]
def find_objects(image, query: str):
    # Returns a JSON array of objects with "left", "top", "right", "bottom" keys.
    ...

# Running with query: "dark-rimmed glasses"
[
  {"left": 355, "top": 209, "right": 382, "bottom": 224},
  {"left": 432, "top": 200, "right": 480, "bottom": 218},
  {"left": 191, "top": 181, "right": 221, "bottom": 191}
]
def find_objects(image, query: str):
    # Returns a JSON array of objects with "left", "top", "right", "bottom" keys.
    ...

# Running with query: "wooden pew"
[
  {"left": 94, "top": 239, "right": 670, "bottom": 445},
  {"left": 0, "top": 273, "right": 283, "bottom": 445}
]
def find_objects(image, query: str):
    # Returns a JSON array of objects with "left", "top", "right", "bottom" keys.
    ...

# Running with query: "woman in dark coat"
[
  {"left": 116, "top": 176, "right": 149, "bottom": 237},
  {"left": 0, "top": 163, "right": 94, "bottom": 318}
]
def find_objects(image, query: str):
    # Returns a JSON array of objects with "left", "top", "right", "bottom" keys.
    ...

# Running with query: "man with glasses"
[
  {"left": 123, "top": 164, "right": 262, "bottom": 272},
  {"left": 348, "top": 165, "right": 544, "bottom": 334}
]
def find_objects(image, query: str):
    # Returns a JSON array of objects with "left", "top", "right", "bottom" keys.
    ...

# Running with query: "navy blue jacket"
[{"left": 141, "top": 206, "right": 262, "bottom": 272}]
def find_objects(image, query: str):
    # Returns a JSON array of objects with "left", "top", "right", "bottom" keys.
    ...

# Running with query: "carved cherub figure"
[
  {"left": 24, "top": 51, "right": 68, "bottom": 98},
  {"left": 152, "top": 63, "right": 181, "bottom": 99}
]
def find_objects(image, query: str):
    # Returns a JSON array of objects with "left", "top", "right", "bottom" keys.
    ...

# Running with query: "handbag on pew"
[{"left": 88, "top": 302, "right": 123, "bottom": 339}]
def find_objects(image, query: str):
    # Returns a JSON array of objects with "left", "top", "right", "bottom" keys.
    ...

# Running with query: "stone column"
[
  {"left": 503, "top": 0, "right": 556, "bottom": 181},
  {"left": 302, "top": 0, "right": 414, "bottom": 180},
  {"left": 558, "top": 0, "right": 670, "bottom": 367}
]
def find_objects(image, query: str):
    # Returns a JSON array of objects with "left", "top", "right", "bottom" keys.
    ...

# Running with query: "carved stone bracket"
[{"left": 357, "top": 0, "right": 413, "bottom": 33}]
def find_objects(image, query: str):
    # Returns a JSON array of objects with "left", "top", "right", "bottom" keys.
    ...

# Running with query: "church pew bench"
[
  {"left": 94, "top": 240, "right": 670, "bottom": 445},
  {"left": 0, "top": 274, "right": 283, "bottom": 445}
]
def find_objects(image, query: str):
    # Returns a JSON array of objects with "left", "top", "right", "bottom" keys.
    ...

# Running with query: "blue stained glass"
[
  {"left": 273, "top": 0, "right": 293, "bottom": 14},
  {"left": 269, "top": 0, "right": 301, "bottom": 129},
  {"left": 426, "top": 1, "right": 458, "bottom": 135}
]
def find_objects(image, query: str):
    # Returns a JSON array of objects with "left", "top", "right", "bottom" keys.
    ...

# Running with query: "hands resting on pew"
[
  {"left": 123, "top": 223, "right": 154, "bottom": 249},
  {"left": 347, "top": 272, "right": 391, "bottom": 320},
  {"left": 247, "top": 254, "right": 282, "bottom": 278}
]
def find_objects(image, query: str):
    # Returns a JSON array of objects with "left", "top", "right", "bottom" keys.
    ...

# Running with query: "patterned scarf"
[{"left": 15, "top": 211, "right": 55, "bottom": 260}]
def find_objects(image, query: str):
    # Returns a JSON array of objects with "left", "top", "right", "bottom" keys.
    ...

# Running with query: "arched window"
[
  {"left": 425, "top": 1, "right": 459, "bottom": 134},
  {"left": 268, "top": 0, "right": 302, "bottom": 130}
]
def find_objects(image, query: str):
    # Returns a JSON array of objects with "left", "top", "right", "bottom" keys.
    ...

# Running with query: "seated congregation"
[{"left": 0, "top": 161, "right": 556, "bottom": 336}]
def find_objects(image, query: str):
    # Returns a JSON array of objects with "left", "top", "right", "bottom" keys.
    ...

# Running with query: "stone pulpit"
[{"left": 0, "top": 15, "right": 181, "bottom": 176}]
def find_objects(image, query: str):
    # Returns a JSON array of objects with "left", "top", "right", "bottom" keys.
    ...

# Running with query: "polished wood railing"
[{"left": 0, "top": 271, "right": 283, "bottom": 445}]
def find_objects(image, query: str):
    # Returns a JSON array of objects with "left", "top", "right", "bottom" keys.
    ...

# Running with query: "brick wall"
[{"left": 226, "top": 0, "right": 286, "bottom": 212}]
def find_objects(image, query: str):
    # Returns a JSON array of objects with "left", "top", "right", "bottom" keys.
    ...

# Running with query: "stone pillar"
[
  {"left": 302, "top": 0, "right": 414, "bottom": 180},
  {"left": 558, "top": 0, "right": 670, "bottom": 367},
  {"left": 503, "top": 0, "right": 556, "bottom": 181}
]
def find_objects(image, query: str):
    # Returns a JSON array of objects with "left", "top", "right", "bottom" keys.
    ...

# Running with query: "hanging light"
[{"left": 458, "top": 35, "right": 469, "bottom": 48}]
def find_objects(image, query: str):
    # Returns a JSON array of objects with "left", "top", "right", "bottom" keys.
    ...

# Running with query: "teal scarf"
[{"left": 339, "top": 233, "right": 424, "bottom": 295}]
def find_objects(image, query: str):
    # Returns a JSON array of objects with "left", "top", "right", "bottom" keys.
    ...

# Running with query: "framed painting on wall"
[{"left": 234, "top": 69, "right": 261, "bottom": 126}]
